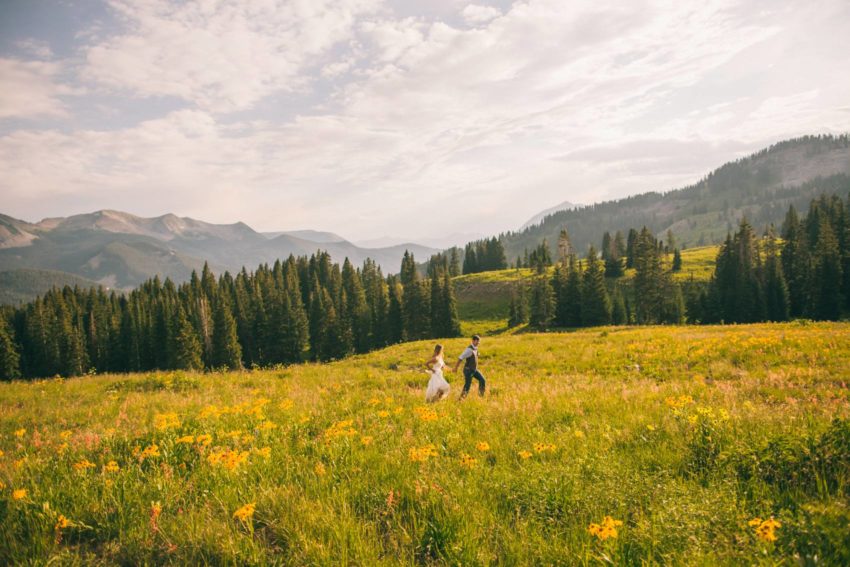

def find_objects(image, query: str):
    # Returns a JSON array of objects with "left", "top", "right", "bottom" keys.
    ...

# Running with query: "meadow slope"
[{"left": 1, "top": 323, "right": 849, "bottom": 565}]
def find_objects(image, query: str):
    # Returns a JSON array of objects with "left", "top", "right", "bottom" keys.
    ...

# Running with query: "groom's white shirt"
[{"left": 458, "top": 345, "right": 476, "bottom": 360}]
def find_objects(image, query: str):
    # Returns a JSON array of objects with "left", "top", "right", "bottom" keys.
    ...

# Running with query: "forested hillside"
[{"left": 504, "top": 135, "right": 850, "bottom": 260}]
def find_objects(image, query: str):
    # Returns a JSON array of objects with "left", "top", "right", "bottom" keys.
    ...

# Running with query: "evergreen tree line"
[
  {"left": 0, "top": 251, "right": 461, "bottom": 380},
  {"left": 511, "top": 227, "right": 685, "bottom": 330},
  {"left": 689, "top": 193, "right": 850, "bottom": 323},
  {"left": 462, "top": 237, "right": 508, "bottom": 274},
  {"left": 509, "top": 193, "right": 849, "bottom": 330}
]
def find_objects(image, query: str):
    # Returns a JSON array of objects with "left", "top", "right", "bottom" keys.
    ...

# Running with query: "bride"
[{"left": 425, "top": 344, "right": 451, "bottom": 402}]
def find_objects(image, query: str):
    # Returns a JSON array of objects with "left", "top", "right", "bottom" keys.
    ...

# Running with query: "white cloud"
[
  {"left": 461, "top": 4, "right": 501, "bottom": 25},
  {"left": 2, "top": 0, "right": 850, "bottom": 240},
  {"left": 0, "top": 58, "right": 71, "bottom": 119},
  {"left": 81, "top": 0, "right": 382, "bottom": 112}
]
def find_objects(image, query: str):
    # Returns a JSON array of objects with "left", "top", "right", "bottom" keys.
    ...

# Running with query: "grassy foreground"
[{"left": 1, "top": 323, "right": 849, "bottom": 565}]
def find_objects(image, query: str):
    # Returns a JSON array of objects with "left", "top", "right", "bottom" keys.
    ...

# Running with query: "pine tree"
[
  {"left": 557, "top": 228, "right": 572, "bottom": 263},
  {"left": 625, "top": 228, "right": 638, "bottom": 269},
  {"left": 763, "top": 230, "right": 790, "bottom": 321},
  {"left": 808, "top": 216, "right": 843, "bottom": 320},
  {"left": 781, "top": 206, "right": 808, "bottom": 317},
  {"left": 174, "top": 306, "right": 203, "bottom": 371},
  {"left": 672, "top": 249, "right": 682, "bottom": 272},
  {"left": 529, "top": 275, "right": 555, "bottom": 330},
  {"left": 341, "top": 259, "right": 370, "bottom": 353},
  {"left": 563, "top": 256, "right": 583, "bottom": 326},
  {"left": 0, "top": 317, "right": 21, "bottom": 380},
  {"left": 403, "top": 280, "right": 432, "bottom": 340},
  {"left": 211, "top": 294, "right": 242, "bottom": 369},
  {"left": 508, "top": 283, "right": 529, "bottom": 328},
  {"left": 386, "top": 276, "right": 405, "bottom": 344},
  {"left": 440, "top": 271, "right": 462, "bottom": 337},
  {"left": 610, "top": 285, "right": 627, "bottom": 325},
  {"left": 581, "top": 246, "right": 611, "bottom": 326},
  {"left": 449, "top": 247, "right": 462, "bottom": 277},
  {"left": 400, "top": 251, "right": 418, "bottom": 288}
]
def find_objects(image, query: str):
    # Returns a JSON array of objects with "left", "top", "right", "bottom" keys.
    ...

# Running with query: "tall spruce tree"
[
  {"left": 212, "top": 294, "right": 242, "bottom": 369},
  {"left": 581, "top": 246, "right": 612, "bottom": 326},
  {"left": 0, "top": 317, "right": 21, "bottom": 380},
  {"left": 529, "top": 275, "right": 555, "bottom": 330},
  {"left": 808, "top": 216, "right": 843, "bottom": 320},
  {"left": 174, "top": 306, "right": 203, "bottom": 371}
]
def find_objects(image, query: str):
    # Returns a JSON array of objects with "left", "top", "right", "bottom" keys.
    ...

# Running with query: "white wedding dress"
[{"left": 425, "top": 357, "right": 450, "bottom": 402}]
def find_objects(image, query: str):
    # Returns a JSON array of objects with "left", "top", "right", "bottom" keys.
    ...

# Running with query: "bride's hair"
[{"left": 433, "top": 344, "right": 443, "bottom": 356}]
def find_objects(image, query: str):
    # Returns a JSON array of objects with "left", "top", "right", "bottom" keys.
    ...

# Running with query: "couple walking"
[{"left": 424, "top": 335, "right": 486, "bottom": 402}]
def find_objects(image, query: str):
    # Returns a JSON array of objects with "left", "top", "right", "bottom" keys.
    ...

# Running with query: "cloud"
[
  {"left": 461, "top": 4, "right": 502, "bottom": 25},
  {"left": 81, "top": 0, "right": 382, "bottom": 112},
  {"left": 2, "top": 0, "right": 850, "bottom": 240},
  {"left": 0, "top": 58, "right": 71, "bottom": 119}
]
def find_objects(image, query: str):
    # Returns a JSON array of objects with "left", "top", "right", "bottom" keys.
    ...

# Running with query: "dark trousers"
[{"left": 461, "top": 368, "right": 486, "bottom": 397}]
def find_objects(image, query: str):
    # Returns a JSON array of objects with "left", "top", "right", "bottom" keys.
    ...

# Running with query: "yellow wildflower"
[
  {"left": 233, "top": 503, "right": 256, "bottom": 523},
  {"left": 459, "top": 453, "right": 478, "bottom": 469},
  {"left": 195, "top": 434, "right": 212, "bottom": 446},
  {"left": 199, "top": 405, "right": 221, "bottom": 419},
  {"left": 12, "top": 489, "right": 27, "bottom": 500},
  {"left": 476, "top": 441, "right": 490, "bottom": 452},
  {"left": 103, "top": 460, "right": 120, "bottom": 473},
  {"left": 73, "top": 459, "right": 96, "bottom": 472},
  {"left": 368, "top": 397, "right": 381, "bottom": 406},
  {"left": 257, "top": 420, "right": 278, "bottom": 432},
  {"left": 750, "top": 517, "right": 781, "bottom": 542},
  {"left": 325, "top": 420, "right": 357, "bottom": 440},
  {"left": 314, "top": 462, "right": 327, "bottom": 476},
  {"left": 409, "top": 444, "right": 439, "bottom": 463},
  {"left": 414, "top": 407, "right": 438, "bottom": 422},
  {"left": 60, "top": 430, "right": 73, "bottom": 439},
  {"left": 175, "top": 435, "right": 195, "bottom": 444},
  {"left": 140, "top": 444, "right": 161, "bottom": 460},
  {"left": 253, "top": 447, "right": 271, "bottom": 459},
  {"left": 588, "top": 516, "right": 623, "bottom": 541},
  {"left": 574, "top": 430, "right": 585, "bottom": 439},
  {"left": 279, "top": 399, "right": 294, "bottom": 410},
  {"left": 14, "top": 428, "right": 25, "bottom": 438},
  {"left": 55, "top": 514, "right": 74, "bottom": 530},
  {"left": 377, "top": 410, "right": 390, "bottom": 418},
  {"left": 533, "top": 442, "right": 556, "bottom": 454},
  {"left": 153, "top": 412, "right": 181, "bottom": 431},
  {"left": 517, "top": 450, "right": 533, "bottom": 459}
]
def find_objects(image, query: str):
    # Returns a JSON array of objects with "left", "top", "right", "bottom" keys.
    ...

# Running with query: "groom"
[{"left": 453, "top": 334, "right": 486, "bottom": 399}]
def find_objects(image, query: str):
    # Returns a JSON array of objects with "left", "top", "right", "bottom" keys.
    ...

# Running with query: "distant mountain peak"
[{"left": 520, "top": 200, "right": 582, "bottom": 231}]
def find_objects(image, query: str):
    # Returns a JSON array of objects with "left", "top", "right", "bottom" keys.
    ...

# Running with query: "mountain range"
[
  {"left": 0, "top": 211, "right": 438, "bottom": 298},
  {"left": 2, "top": 134, "right": 849, "bottom": 305}
]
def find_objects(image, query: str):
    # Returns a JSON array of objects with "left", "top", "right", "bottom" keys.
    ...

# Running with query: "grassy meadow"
[{"left": 2, "top": 322, "right": 850, "bottom": 565}]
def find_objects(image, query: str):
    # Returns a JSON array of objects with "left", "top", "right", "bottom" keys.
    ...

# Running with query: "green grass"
[{"left": 2, "top": 322, "right": 849, "bottom": 564}]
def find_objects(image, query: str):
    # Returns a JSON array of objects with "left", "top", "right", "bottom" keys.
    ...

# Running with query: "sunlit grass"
[{"left": 1, "top": 322, "right": 848, "bottom": 564}]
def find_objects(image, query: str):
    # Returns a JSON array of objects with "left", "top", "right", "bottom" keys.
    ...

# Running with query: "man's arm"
[{"left": 453, "top": 347, "right": 471, "bottom": 372}]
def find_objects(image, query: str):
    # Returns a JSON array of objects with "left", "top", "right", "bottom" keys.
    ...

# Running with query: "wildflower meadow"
[{"left": 1, "top": 322, "right": 849, "bottom": 564}]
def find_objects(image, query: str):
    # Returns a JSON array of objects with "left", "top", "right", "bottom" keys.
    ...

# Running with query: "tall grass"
[{"left": 1, "top": 322, "right": 848, "bottom": 564}]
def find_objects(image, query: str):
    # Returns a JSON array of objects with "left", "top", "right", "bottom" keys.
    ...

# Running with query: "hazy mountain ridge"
[
  {"left": 0, "top": 210, "right": 438, "bottom": 300},
  {"left": 505, "top": 135, "right": 850, "bottom": 260}
]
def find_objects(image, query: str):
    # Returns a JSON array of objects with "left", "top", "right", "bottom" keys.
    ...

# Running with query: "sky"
[{"left": 1, "top": 0, "right": 849, "bottom": 243}]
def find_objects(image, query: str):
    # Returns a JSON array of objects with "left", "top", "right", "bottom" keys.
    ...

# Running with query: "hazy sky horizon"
[{"left": 2, "top": 0, "right": 850, "bottom": 241}]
